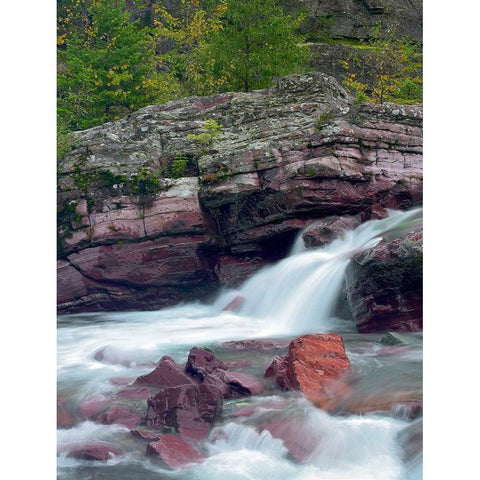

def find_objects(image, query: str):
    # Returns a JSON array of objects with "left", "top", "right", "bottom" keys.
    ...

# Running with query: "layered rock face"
[{"left": 57, "top": 72, "right": 422, "bottom": 313}]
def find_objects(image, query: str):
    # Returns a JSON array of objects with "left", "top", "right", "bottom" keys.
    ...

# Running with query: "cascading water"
[{"left": 57, "top": 208, "right": 423, "bottom": 480}]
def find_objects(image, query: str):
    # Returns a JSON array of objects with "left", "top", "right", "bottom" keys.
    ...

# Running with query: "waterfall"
[{"left": 218, "top": 207, "right": 423, "bottom": 335}]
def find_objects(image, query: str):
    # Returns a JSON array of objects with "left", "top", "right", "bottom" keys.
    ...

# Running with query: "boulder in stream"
[
  {"left": 265, "top": 333, "right": 351, "bottom": 410},
  {"left": 67, "top": 443, "right": 122, "bottom": 461},
  {"left": 146, "top": 434, "right": 206, "bottom": 469}
]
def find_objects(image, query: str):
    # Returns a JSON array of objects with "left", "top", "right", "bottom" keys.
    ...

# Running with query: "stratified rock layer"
[{"left": 57, "top": 72, "right": 422, "bottom": 313}]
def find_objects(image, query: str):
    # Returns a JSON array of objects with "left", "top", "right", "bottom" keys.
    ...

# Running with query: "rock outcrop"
[
  {"left": 345, "top": 227, "right": 423, "bottom": 332},
  {"left": 57, "top": 72, "right": 422, "bottom": 313},
  {"left": 291, "top": 0, "right": 423, "bottom": 42}
]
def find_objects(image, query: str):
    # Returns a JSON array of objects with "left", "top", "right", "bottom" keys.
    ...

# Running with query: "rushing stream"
[{"left": 58, "top": 208, "right": 423, "bottom": 480}]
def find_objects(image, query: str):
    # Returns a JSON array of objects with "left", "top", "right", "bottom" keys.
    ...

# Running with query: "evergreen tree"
[
  {"left": 204, "top": 0, "right": 309, "bottom": 92},
  {"left": 57, "top": 0, "right": 164, "bottom": 130}
]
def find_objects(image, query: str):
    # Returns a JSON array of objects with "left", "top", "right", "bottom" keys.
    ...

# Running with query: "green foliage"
[
  {"left": 153, "top": 0, "right": 229, "bottom": 96},
  {"left": 170, "top": 153, "right": 189, "bottom": 178},
  {"left": 314, "top": 110, "right": 334, "bottom": 130},
  {"left": 201, "top": 0, "right": 310, "bottom": 92},
  {"left": 57, "top": 0, "right": 167, "bottom": 131},
  {"left": 130, "top": 167, "right": 161, "bottom": 195},
  {"left": 57, "top": 1, "right": 311, "bottom": 132},
  {"left": 188, "top": 118, "right": 223, "bottom": 151},
  {"left": 342, "top": 22, "right": 422, "bottom": 104}
]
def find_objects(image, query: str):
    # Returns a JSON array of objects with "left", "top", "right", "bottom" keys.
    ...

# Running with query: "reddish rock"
[
  {"left": 223, "top": 372, "right": 265, "bottom": 396},
  {"left": 57, "top": 402, "right": 75, "bottom": 429},
  {"left": 340, "top": 392, "right": 423, "bottom": 419},
  {"left": 96, "top": 407, "right": 142, "bottom": 429},
  {"left": 215, "top": 257, "right": 265, "bottom": 289},
  {"left": 265, "top": 333, "right": 351, "bottom": 410},
  {"left": 134, "top": 355, "right": 195, "bottom": 388},
  {"left": 185, "top": 347, "right": 227, "bottom": 380},
  {"left": 78, "top": 394, "right": 111, "bottom": 420},
  {"left": 260, "top": 416, "right": 319, "bottom": 463},
  {"left": 67, "top": 444, "right": 122, "bottom": 461},
  {"left": 146, "top": 434, "right": 206, "bottom": 469},
  {"left": 224, "top": 360, "right": 251, "bottom": 368},
  {"left": 345, "top": 228, "right": 423, "bottom": 332},
  {"left": 361, "top": 203, "right": 389, "bottom": 222},
  {"left": 222, "top": 295, "right": 246, "bottom": 312},
  {"left": 130, "top": 429, "right": 161, "bottom": 441},
  {"left": 264, "top": 356, "right": 291, "bottom": 389},
  {"left": 116, "top": 387, "right": 152, "bottom": 401},
  {"left": 109, "top": 377, "right": 135, "bottom": 386},
  {"left": 145, "top": 383, "right": 223, "bottom": 440},
  {"left": 302, "top": 215, "right": 361, "bottom": 248}
]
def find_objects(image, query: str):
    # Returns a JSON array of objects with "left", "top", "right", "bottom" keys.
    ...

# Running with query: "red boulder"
[
  {"left": 146, "top": 434, "right": 206, "bottom": 469},
  {"left": 96, "top": 407, "right": 142, "bottom": 429},
  {"left": 185, "top": 347, "right": 227, "bottom": 380},
  {"left": 67, "top": 443, "right": 122, "bottom": 461},
  {"left": 134, "top": 355, "right": 195, "bottom": 388},
  {"left": 265, "top": 333, "right": 350, "bottom": 410},
  {"left": 145, "top": 383, "right": 223, "bottom": 440}
]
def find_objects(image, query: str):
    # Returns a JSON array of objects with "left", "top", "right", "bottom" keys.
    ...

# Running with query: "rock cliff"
[{"left": 57, "top": 72, "right": 422, "bottom": 313}]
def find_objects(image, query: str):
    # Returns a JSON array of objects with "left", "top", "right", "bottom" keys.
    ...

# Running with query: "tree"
[
  {"left": 57, "top": 0, "right": 166, "bottom": 130},
  {"left": 343, "top": 22, "right": 422, "bottom": 104},
  {"left": 203, "top": 0, "right": 309, "bottom": 92},
  {"left": 153, "top": 0, "right": 228, "bottom": 96}
]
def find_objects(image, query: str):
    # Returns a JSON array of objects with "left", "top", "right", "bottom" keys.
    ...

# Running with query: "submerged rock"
[
  {"left": 380, "top": 332, "right": 422, "bottom": 346},
  {"left": 67, "top": 443, "right": 122, "bottom": 461},
  {"left": 265, "top": 333, "right": 351, "bottom": 410},
  {"left": 345, "top": 228, "right": 423, "bottom": 332},
  {"left": 146, "top": 434, "right": 206, "bottom": 469}
]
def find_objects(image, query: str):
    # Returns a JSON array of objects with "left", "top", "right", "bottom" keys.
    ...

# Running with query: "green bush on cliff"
[{"left": 343, "top": 22, "right": 422, "bottom": 104}]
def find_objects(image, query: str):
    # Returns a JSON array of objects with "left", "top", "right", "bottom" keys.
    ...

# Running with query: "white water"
[{"left": 57, "top": 208, "right": 423, "bottom": 480}]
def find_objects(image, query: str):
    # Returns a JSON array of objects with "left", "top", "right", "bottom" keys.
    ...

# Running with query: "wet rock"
[
  {"left": 96, "top": 407, "right": 142, "bottom": 429},
  {"left": 380, "top": 332, "right": 422, "bottom": 347},
  {"left": 116, "top": 387, "right": 152, "bottom": 401},
  {"left": 213, "top": 371, "right": 266, "bottom": 397},
  {"left": 57, "top": 402, "right": 75, "bottom": 429},
  {"left": 338, "top": 392, "right": 423, "bottom": 418},
  {"left": 146, "top": 434, "right": 206, "bottom": 469},
  {"left": 145, "top": 383, "right": 223, "bottom": 440},
  {"left": 265, "top": 333, "right": 351, "bottom": 410},
  {"left": 130, "top": 429, "right": 161, "bottom": 441},
  {"left": 185, "top": 347, "right": 227, "bottom": 380},
  {"left": 67, "top": 444, "right": 122, "bottom": 461},
  {"left": 134, "top": 355, "right": 196, "bottom": 388},
  {"left": 223, "top": 339, "right": 290, "bottom": 351},
  {"left": 78, "top": 394, "right": 111, "bottom": 420},
  {"left": 222, "top": 295, "right": 246, "bottom": 312},
  {"left": 302, "top": 215, "right": 361, "bottom": 248},
  {"left": 397, "top": 419, "right": 423, "bottom": 468},
  {"left": 345, "top": 228, "right": 423, "bottom": 332},
  {"left": 260, "top": 416, "right": 319, "bottom": 463}
]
